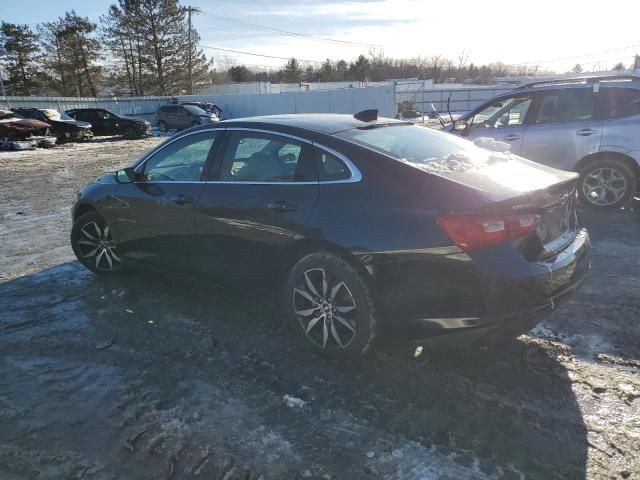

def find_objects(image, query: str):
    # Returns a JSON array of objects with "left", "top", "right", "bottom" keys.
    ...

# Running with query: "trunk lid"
[{"left": 420, "top": 153, "right": 579, "bottom": 259}]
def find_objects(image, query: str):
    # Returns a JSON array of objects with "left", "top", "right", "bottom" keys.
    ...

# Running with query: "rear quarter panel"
[{"left": 601, "top": 114, "right": 640, "bottom": 167}]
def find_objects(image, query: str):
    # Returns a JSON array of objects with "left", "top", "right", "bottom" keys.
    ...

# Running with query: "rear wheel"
[
  {"left": 578, "top": 159, "right": 636, "bottom": 209},
  {"left": 71, "top": 211, "right": 127, "bottom": 275},
  {"left": 157, "top": 120, "right": 168, "bottom": 133},
  {"left": 284, "top": 253, "right": 377, "bottom": 360}
]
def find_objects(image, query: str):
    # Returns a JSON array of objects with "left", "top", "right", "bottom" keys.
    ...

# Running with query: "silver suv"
[{"left": 451, "top": 75, "right": 640, "bottom": 209}]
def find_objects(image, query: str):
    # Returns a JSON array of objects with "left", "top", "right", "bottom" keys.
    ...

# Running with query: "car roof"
[
  {"left": 218, "top": 113, "right": 406, "bottom": 135},
  {"left": 514, "top": 75, "right": 640, "bottom": 94}
]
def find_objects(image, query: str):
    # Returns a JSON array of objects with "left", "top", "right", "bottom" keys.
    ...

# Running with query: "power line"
[
  {"left": 516, "top": 43, "right": 640, "bottom": 66},
  {"left": 201, "top": 45, "right": 324, "bottom": 64},
  {"left": 199, "top": 10, "right": 382, "bottom": 49}
]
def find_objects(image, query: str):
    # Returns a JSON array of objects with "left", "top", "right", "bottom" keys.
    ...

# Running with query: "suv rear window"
[{"left": 598, "top": 87, "right": 640, "bottom": 119}]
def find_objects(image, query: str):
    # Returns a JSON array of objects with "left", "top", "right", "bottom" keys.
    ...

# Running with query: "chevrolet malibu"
[{"left": 71, "top": 111, "right": 590, "bottom": 359}]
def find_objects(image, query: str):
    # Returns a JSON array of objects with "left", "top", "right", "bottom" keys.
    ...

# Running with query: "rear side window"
[
  {"left": 315, "top": 148, "right": 350, "bottom": 181},
  {"left": 534, "top": 89, "right": 594, "bottom": 124},
  {"left": 219, "top": 131, "right": 314, "bottom": 182},
  {"left": 598, "top": 87, "right": 640, "bottom": 119}
]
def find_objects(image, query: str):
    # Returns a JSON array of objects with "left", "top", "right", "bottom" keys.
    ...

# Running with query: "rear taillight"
[{"left": 437, "top": 214, "right": 540, "bottom": 252}]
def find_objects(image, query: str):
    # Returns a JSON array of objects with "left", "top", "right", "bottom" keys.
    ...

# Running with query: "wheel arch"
[
  {"left": 574, "top": 151, "right": 640, "bottom": 178},
  {"left": 278, "top": 238, "right": 373, "bottom": 292},
  {"left": 73, "top": 203, "right": 98, "bottom": 222}
]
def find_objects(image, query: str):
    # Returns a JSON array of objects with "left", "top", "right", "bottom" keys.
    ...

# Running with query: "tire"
[
  {"left": 577, "top": 158, "right": 637, "bottom": 209},
  {"left": 284, "top": 252, "right": 377, "bottom": 360},
  {"left": 124, "top": 126, "right": 138, "bottom": 139},
  {"left": 157, "top": 120, "right": 168, "bottom": 133},
  {"left": 71, "top": 211, "right": 127, "bottom": 275}
]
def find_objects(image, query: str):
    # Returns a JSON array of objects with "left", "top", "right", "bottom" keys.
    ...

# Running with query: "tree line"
[{"left": 2, "top": 0, "right": 611, "bottom": 98}]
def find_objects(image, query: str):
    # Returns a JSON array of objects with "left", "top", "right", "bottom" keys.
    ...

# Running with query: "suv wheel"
[
  {"left": 71, "top": 211, "right": 127, "bottom": 275},
  {"left": 578, "top": 159, "right": 637, "bottom": 209},
  {"left": 284, "top": 253, "right": 377, "bottom": 360},
  {"left": 158, "top": 120, "right": 168, "bottom": 132}
]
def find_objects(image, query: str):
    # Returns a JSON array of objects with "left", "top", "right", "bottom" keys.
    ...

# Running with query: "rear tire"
[
  {"left": 71, "top": 211, "right": 128, "bottom": 275},
  {"left": 284, "top": 253, "right": 377, "bottom": 360},
  {"left": 577, "top": 158, "right": 636, "bottom": 209},
  {"left": 158, "top": 120, "right": 168, "bottom": 133}
]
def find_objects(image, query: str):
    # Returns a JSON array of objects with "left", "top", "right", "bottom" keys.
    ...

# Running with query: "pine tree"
[{"left": 0, "top": 22, "right": 41, "bottom": 95}]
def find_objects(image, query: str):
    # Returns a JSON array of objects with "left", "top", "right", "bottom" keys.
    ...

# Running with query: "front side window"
[
  {"left": 220, "top": 132, "right": 313, "bottom": 182},
  {"left": 470, "top": 96, "right": 532, "bottom": 128},
  {"left": 535, "top": 89, "right": 594, "bottom": 124},
  {"left": 143, "top": 132, "right": 217, "bottom": 181}
]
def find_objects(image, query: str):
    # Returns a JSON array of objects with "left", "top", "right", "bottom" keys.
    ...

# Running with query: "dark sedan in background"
[
  {"left": 11, "top": 107, "right": 93, "bottom": 143},
  {"left": 71, "top": 111, "right": 590, "bottom": 359},
  {"left": 66, "top": 108, "right": 151, "bottom": 139},
  {"left": 155, "top": 104, "right": 219, "bottom": 132}
]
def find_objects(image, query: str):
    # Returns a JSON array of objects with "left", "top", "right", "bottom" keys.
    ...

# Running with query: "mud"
[{"left": 1, "top": 138, "right": 639, "bottom": 479}]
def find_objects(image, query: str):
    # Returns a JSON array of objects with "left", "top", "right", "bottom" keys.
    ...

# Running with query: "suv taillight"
[{"left": 437, "top": 214, "right": 540, "bottom": 252}]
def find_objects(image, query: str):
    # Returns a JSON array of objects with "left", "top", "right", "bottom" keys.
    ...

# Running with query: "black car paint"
[
  {"left": 11, "top": 108, "right": 93, "bottom": 141},
  {"left": 66, "top": 108, "right": 150, "bottom": 137},
  {"left": 73, "top": 115, "right": 590, "bottom": 345}
]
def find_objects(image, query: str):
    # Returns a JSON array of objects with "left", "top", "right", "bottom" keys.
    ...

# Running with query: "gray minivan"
[
  {"left": 450, "top": 75, "right": 640, "bottom": 209},
  {"left": 155, "top": 104, "right": 218, "bottom": 132}
]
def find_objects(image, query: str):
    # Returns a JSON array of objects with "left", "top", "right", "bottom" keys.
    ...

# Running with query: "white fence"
[{"left": 0, "top": 84, "right": 396, "bottom": 124}]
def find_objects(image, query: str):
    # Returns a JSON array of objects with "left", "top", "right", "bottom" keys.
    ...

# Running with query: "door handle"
[
  {"left": 503, "top": 134, "right": 521, "bottom": 141},
  {"left": 267, "top": 201, "right": 297, "bottom": 212},
  {"left": 576, "top": 128, "right": 598, "bottom": 136},
  {"left": 171, "top": 194, "right": 194, "bottom": 205}
]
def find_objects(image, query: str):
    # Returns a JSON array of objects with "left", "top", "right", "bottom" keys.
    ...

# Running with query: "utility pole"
[{"left": 186, "top": 6, "right": 198, "bottom": 95}]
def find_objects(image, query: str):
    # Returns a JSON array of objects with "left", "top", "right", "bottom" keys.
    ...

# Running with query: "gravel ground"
[{"left": 0, "top": 138, "right": 639, "bottom": 480}]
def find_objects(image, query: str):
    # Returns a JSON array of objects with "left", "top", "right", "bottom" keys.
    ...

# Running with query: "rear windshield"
[{"left": 335, "top": 124, "right": 489, "bottom": 166}]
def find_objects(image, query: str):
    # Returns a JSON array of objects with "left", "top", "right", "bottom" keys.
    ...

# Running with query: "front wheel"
[
  {"left": 578, "top": 159, "right": 637, "bottom": 209},
  {"left": 284, "top": 253, "right": 377, "bottom": 360},
  {"left": 71, "top": 211, "right": 127, "bottom": 274},
  {"left": 157, "top": 120, "right": 168, "bottom": 133}
]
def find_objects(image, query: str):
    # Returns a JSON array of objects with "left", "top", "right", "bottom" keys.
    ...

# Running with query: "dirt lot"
[{"left": 1, "top": 138, "right": 639, "bottom": 480}]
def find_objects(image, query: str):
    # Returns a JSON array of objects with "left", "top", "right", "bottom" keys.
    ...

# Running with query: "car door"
[
  {"left": 95, "top": 109, "right": 120, "bottom": 135},
  {"left": 108, "top": 130, "right": 220, "bottom": 272},
  {"left": 520, "top": 87, "right": 602, "bottom": 170},
  {"left": 194, "top": 129, "right": 319, "bottom": 295},
  {"left": 463, "top": 94, "right": 534, "bottom": 155},
  {"left": 174, "top": 106, "right": 191, "bottom": 129}
]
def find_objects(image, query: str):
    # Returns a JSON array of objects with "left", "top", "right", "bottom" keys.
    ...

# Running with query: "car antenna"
[{"left": 354, "top": 109, "right": 378, "bottom": 122}]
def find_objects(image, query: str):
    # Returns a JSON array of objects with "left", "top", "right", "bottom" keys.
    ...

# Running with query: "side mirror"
[
  {"left": 453, "top": 119, "right": 468, "bottom": 131},
  {"left": 499, "top": 114, "right": 509, "bottom": 126},
  {"left": 115, "top": 167, "right": 136, "bottom": 184}
]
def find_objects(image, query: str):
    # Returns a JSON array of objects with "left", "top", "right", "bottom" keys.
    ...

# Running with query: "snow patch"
[{"left": 283, "top": 394, "right": 306, "bottom": 409}]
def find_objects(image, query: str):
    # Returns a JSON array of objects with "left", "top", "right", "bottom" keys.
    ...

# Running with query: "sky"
[{"left": 1, "top": 0, "right": 639, "bottom": 74}]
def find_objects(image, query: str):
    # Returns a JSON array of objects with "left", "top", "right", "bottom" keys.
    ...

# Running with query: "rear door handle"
[
  {"left": 576, "top": 128, "right": 598, "bottom": 136},
  {"left": 171, "top": 194, "right": 194, "bottom": 205},
  {"left": 267, "top": 201, "right": 297, "bottom": 212},
  {"left": 503, "top": 134, "right": 521, "bottom": 141}
]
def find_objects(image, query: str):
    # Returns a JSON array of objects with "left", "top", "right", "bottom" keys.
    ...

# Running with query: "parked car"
[
  {"left": 71, "top": 111, "right": 590, "bottom": 359},
  {"left": 66, "top": 108, "right": 151, "bottom": 139},
  {"left": 448, "top": 75, "right": 640, "bottom": 209},
  {"left": 0, "top": 109, "right": 57, "bottom": 150},
  {"left": 181, "top": 101, "right": 223, "bottom": 120},
  {"left": 11, "top": 108, "right": 93, "bottom": 143},
  {"left": 155, "top": 104, "right": 218, "bottom": 132}
]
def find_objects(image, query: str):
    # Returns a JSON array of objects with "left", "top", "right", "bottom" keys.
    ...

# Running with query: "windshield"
[
  {"left": 183, "top": 105, "right": 208, "bottom": 115},
  {"left": 336, "top": 124, "right": 490, "bottom": 166},
  {"left": 42, "top": 109, "right": 75, "bottom": 121}
]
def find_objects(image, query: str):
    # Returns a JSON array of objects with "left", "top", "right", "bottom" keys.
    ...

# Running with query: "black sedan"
[
  {"left": 11, "top": 108, "right": 93, "bottom": 143},
  {"left": 71, "top": 111, "right": 590, "bottom": 359},
  {"left": 66, "top": 108, "right": 151, "bottom": 139}
]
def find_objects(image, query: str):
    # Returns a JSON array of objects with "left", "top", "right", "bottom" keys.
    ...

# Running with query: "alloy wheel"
[
  {"left": 292, "top": 268, "right": 357, "bottom": 350},
  {"left": 76, "top": 221, "right": 122, "bottom": 271},
  {"left": 582, "top": 167, "right": 628, "bottom": 206}
]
